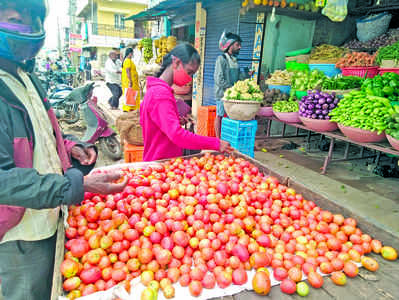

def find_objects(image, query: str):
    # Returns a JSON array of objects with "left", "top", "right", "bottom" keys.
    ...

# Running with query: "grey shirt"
[{"left": 214, "top": 53, "right": 249, "bottom": 100}]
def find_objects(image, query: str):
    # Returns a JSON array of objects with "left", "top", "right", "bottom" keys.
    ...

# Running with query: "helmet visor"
[{"left": 0, "top": 2, "right": 45, "bottom": 36}]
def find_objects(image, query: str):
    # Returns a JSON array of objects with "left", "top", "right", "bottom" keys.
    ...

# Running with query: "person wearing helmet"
[
  {"left": 214, "top": 31, "right": 251, "bottom": 138},
  {"left": 0, "top": 2, "right": 127, "bottom": 299}
]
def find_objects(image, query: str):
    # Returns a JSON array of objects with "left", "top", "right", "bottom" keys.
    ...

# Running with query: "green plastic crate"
[
  {"left": 285, "top": 48, "right": 312, "bottom": 57},
  {"left": 286, "top": 61, "right": 309, "bottom": 71}
]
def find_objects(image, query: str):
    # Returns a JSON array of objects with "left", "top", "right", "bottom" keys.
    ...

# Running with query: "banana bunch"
[
  {"left": 166, "top": 36, "right": 177, "bottom": 52},
  {"left": 140, "top": 38, "right": 153, "bottom": 63},
  {"left": 154, "top": 36, "right": 177, "bottom": 64},
  {"left": 137, "top": 40, "right": 143, "bottom": 51},
  {"left": 155, "top": 36, "right": 168, "bottom": 64}
]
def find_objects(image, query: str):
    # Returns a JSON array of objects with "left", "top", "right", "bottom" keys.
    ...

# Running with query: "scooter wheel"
[{"left": 100, "top": 136, "right": 122, "bottom": 160}]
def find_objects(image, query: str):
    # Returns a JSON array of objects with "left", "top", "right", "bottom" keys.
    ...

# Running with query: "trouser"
[
  {"left": 0, "top": 234, "right": 56, "bottom": 300},
  {"left": 85, "top": 70, "right": 91, "bottom": 81},
  {"left": 106, "top": 83, "right": 122, "bottom": 108}
]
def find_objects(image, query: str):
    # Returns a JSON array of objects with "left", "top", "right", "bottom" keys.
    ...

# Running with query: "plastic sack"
[
  {"left": 322, "top": 0, "right": 348, "bottom": 22},
  {"left": 357, "top": 12, "right": 392, "bottom": 42}
]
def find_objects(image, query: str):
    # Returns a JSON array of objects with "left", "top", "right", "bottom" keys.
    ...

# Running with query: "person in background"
[
  {"left": 214, "top": 31, "right": 251, "bottom": 138},
  {"left": 104, "top": 51, "right": 122, "bottom": 110},
  {"left": 140, "top": 43, "right": 234, "bottom": 161},
  {"left": 121, "top": 47, "right": 140, "bottom": 112},
  {"left": 45, "top": 57, "right": 51, "bottom": 72},
  {"left": 84, "top": 59, "right": 91, "bottom": 81},
  {"left": 0, "top": 1, "right": 127, "bottom": 299}
]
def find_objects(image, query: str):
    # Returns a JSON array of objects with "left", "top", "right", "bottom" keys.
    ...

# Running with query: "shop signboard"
[
  {"left": 69, "top": 33, "right": 83, "bottom": 53},
  {"left": 251, "top": 13, "right": 265, "bottom": 82}
]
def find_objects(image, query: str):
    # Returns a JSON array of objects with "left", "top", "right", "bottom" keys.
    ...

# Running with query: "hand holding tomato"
[
  {"left": 83, "top": 172, "right": 127, "bottom": 194},
  {"left": 219, "top": 140, "right": 234, "bottom": 154}
]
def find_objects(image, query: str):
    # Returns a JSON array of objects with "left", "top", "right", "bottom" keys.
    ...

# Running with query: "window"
[{"left": 114, "top": 14, "right": 125, "bottom": 29}]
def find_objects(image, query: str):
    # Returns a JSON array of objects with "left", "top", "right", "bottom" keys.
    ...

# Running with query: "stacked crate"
[
  {"left": 221, "top": 118, "right": 257, "bottom": 157},
  {"left": 196, "top": 106, "right": 216, "bottom": 137}
]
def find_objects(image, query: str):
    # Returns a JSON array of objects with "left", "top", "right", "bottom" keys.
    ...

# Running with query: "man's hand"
[
  {"left": 83, "top": 172, "right": 128, "bottom": 194},
  {"left": 71, "top": 146, "right": 97, "bottom": 165},
  {"left": 219, "top": 140, "right": 235, "bottom": 154}
]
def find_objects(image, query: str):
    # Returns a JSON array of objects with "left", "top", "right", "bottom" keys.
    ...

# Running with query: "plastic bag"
[
  {"left": 125, "top": 87, "right": 138, "bottom": 106},
  {"left": 356, "top": 12, "right": 392, "bottom": 42},
  {"left": 322, "top": 0, "right": 348, "bottom": 22}
]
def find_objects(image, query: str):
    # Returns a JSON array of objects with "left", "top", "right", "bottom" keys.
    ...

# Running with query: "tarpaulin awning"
[{"left": 124, "top": 0, "right": 196, "bottom": 22}]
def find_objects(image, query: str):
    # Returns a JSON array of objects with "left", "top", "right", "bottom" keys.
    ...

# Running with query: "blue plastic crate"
[
  {"left": 309, "top": 64, "right": 341, "bottom": 77},
  {"left": 221, "top": 118, "right": 257, "bottom": 157},
  {"left": 268, "top": 84, "right": 291, "bottom": 95}
]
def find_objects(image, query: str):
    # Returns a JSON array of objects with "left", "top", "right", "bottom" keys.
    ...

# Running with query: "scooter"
[
  {"left": 80, "top": 95, "right": 122, "bottom": 160},
  {"left": 48, "top": 85, "right": 81, "bottom": 124}
]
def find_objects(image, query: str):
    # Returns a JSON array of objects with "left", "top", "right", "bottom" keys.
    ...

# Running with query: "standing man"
[
  {"left": 214, "top": 31, "right": 249, "bottom": 138},
  {"left": 84, "top": 59, "right": 92, "bottom": 81},
  {"left": 105, "top": 51, "right": 122, "bottom": 110},
  {"left": 0, "top": 1, "right": 127, "bottom": 299}
]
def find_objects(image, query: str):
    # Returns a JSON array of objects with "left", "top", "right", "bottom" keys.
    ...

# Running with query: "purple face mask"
[{"left": 0, "top": 22, "right": 33, "bottom": 34}]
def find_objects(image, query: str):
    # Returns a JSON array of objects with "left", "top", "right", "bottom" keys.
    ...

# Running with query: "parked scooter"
[
  {"left": 65, "top": 83, "right": 122, "bottom": 160},
  {"left": 48, "top": 84, "right": 85, "bottom": 124},
  {"left": 81, "top": 96, "right": 122, "bottom": 160}
]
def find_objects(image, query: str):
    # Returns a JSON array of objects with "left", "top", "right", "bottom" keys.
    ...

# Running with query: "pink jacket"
[{"left": 140, "top": 77, "right": 220, "bottom": 161}]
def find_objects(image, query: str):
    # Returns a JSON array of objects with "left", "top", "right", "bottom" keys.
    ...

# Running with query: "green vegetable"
[
  {"left": 376, "top": 41, "right": 399, "bottom": 65},
  {"left": 362, "top": 73, "right": 399, "bottom": 101},
  {"left": 291, "top": 70, "right": 326, "bottom": 91},
  {"left": 273, "top": 100, "right": 299, "bottom": 113},
  {"left": 329, "top": 90, "right": 393, "bottom": 133},
  {"left": 322, "top": 76, "right": 363, "bottom": 90}
]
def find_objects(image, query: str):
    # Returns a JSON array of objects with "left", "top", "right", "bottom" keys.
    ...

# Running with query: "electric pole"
[{"left": 69, "top": 0, "right": 80, "bottom": 86}]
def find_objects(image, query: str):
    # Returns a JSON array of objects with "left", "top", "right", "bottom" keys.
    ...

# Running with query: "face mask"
[
  {"left": 173, "top": 63, "right": 192, "bottom": 87},
  {"left": 0, "top": 22, "right": 32, "bottom": 34}
]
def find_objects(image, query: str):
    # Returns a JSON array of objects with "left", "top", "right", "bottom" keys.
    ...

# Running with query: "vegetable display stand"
[
  {"left": 124, "top": 142, "right": 144, "bottom": 163},
  {"left": 222, "top": 99, "right": 261, "bottom": 121},
  {"left": 387, "top": 134, "right": 399, "bottom": 151},
  {"left": 257, "top": 106, "right": 274, "bottom": 117},
  {"left": 299, "top": 117, "right": 338, "bottom": 132},
  {"left": 378, "top": 68, "right": 399, "bottom": 75},
  {"left": 338, "top": 124, "right": 386, "bottom": 143},
  {"left": 274, "top": 111, "right": 301, "bottom": 123},
  {"left": 341, "top": 66, "right": 379, "bottom": 78},
  {"left": 196, "top": 106, "right": 216, "bottom": 137},
  {"left": 309, "top": 64, "right": 341, "bottom": 77},
  {"left": 221, "top": 118, "right": 257, "bottom": 157}
]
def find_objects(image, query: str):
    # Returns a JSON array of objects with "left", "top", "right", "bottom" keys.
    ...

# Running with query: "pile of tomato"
[{"left": 61, "top": 153, "right": 397, "bottom": 299}]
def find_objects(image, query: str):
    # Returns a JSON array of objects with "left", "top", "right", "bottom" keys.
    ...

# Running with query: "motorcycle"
[
  {"left": 64, "top": 83, "right": 122, "bottom": 160},
  {"left": 81, "top": 96, "right": 122, "bottom": 160},
  {"left": 48, "top": 85, "right": 82, "bottom": 124}
]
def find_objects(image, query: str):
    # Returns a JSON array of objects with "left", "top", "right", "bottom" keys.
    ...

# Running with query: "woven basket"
[{"left": 116, "top": 111, "right": 143, "bottom": 146}]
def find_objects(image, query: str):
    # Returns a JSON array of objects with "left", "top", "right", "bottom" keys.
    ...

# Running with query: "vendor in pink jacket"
[{"left": 141, "top": 44, "right": 233, "bottom": 161}]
